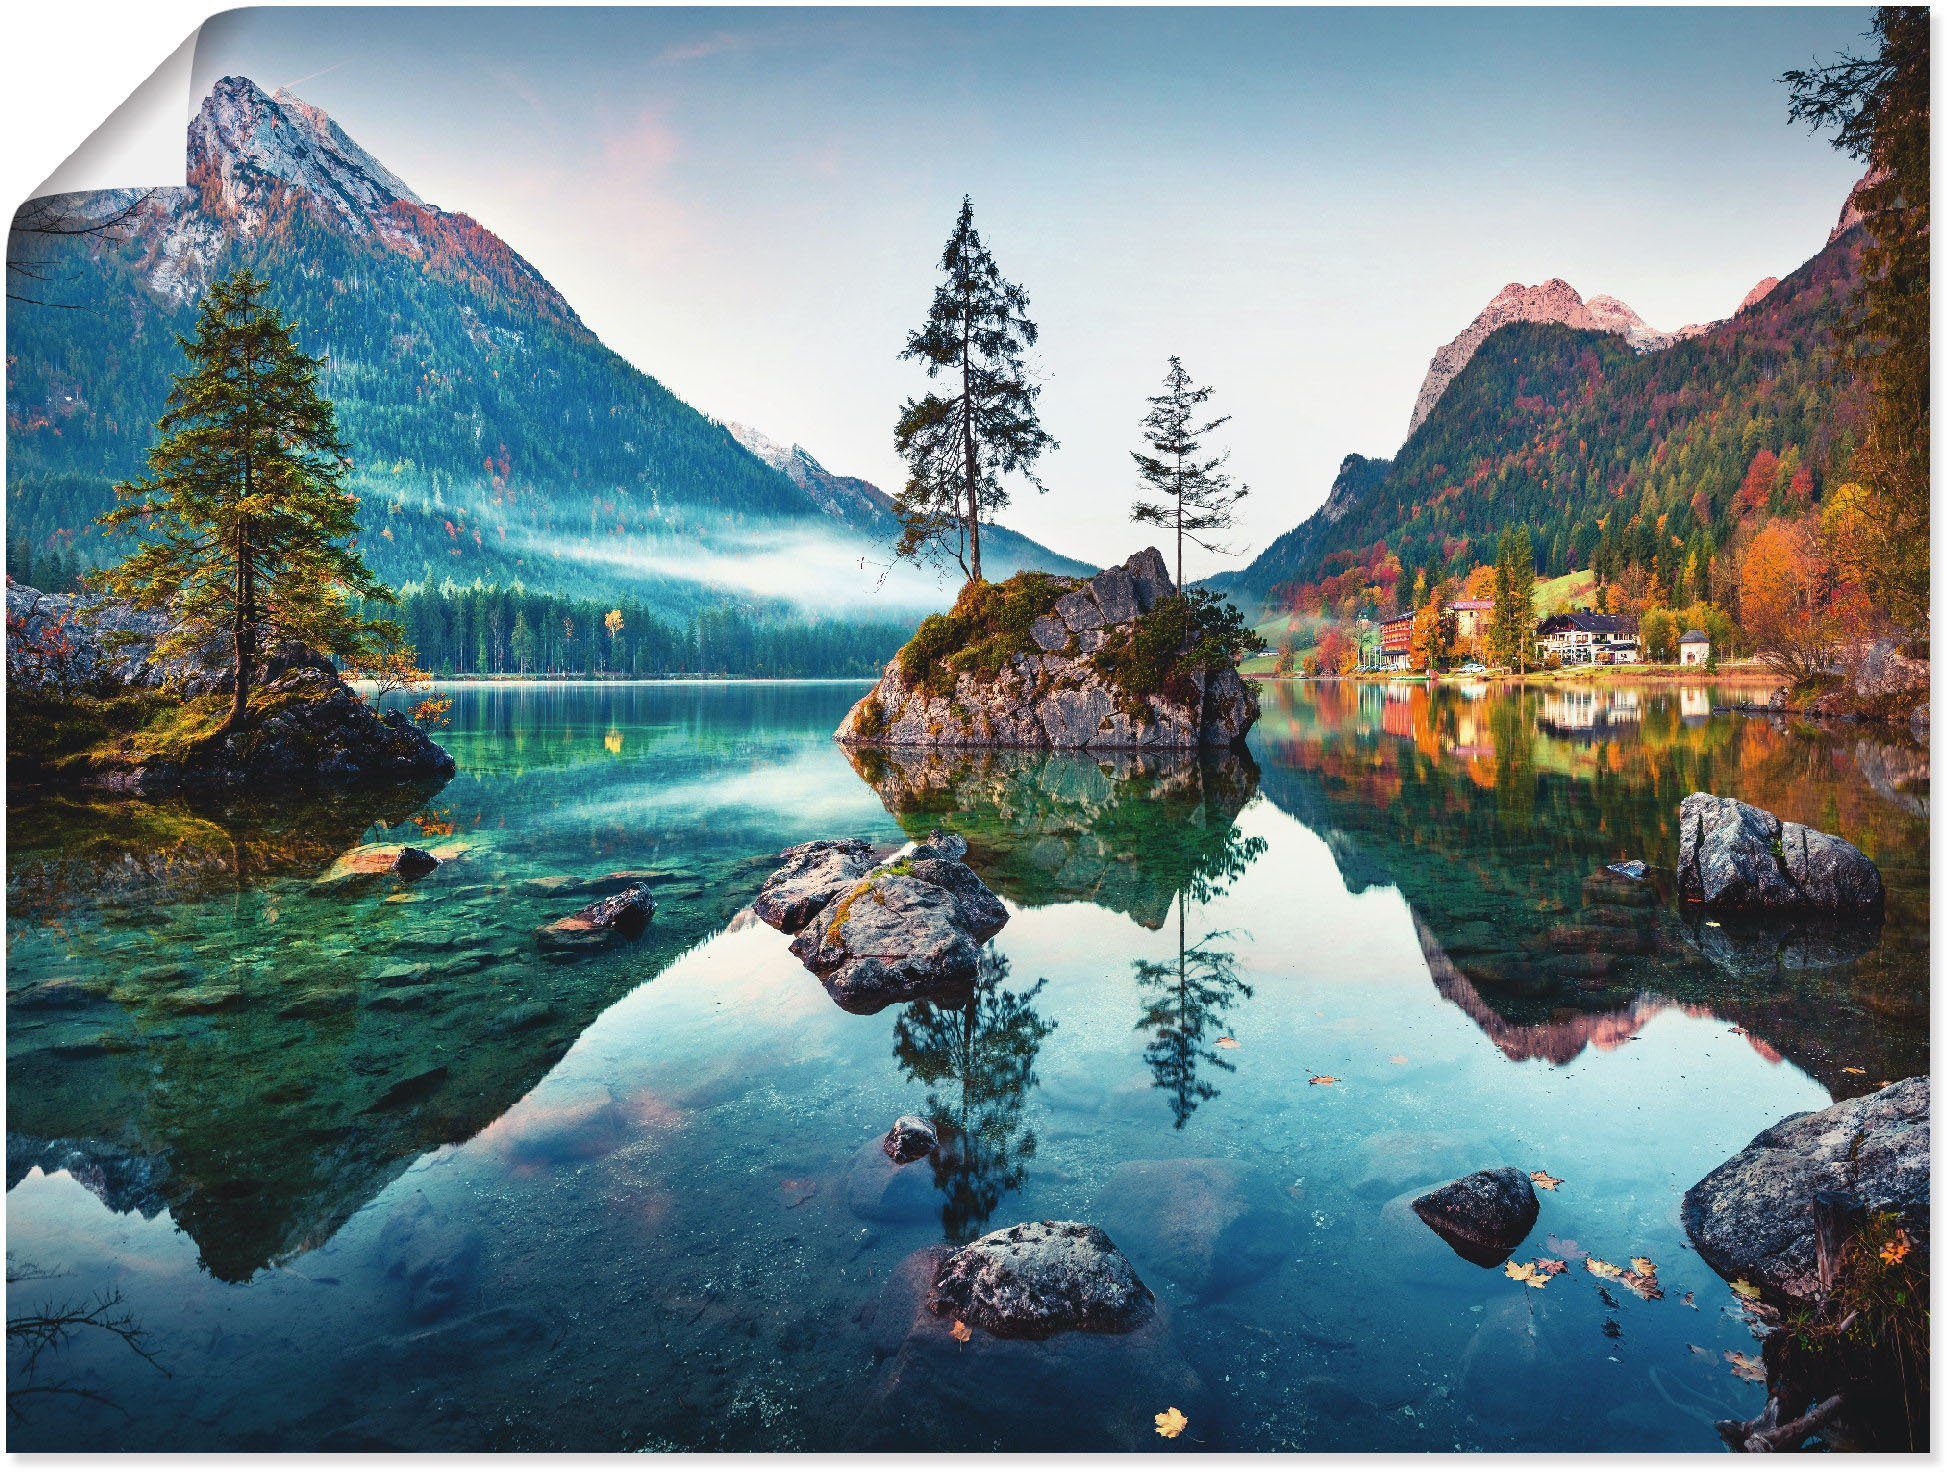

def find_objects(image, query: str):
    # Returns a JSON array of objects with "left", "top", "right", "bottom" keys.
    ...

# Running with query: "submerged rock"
[
  {"left": 1681, "top": 1076, "right": 1928, "bottom": 1308},
  {"left": 1097, "top": 1157, "right": 1291, "bottom": 1299},
  {"left": 1676, "top": 792, "right": 1883, "bottom": 912},
  {"left": 930, "top": 1220, "right": 1156, "bottom": 1338},
  {"left": 882, "top": 1114, "right": 939, "bottom": 1165},
  {"left": 1411, "top": 1167, "right": 1540, "bottom": 1267},
  {"left": 835, "top": 548, "right": 1258, "bottom": 751},
  {"left": 536, "top": 883, "right": 656, "bottom": 953},
  {"left": 1605, "top": 859, "right": 1648, "bottom": 881},
  {"left": 313, "top": 842, "right": 443, "bottom": 891}
]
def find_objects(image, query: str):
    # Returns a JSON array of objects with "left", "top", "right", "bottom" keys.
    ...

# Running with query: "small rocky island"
[
  {"left": 836, "top": 549, "right": 1259, "bottom": 750},
  {"left": 7, "top": 584, "right": 454, "bottom": 796}
]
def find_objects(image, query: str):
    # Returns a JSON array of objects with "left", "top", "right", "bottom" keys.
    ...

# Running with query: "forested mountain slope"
[
  {"left": 6, "top": 76, "right": 1082, "bottom": 620},
  {"left": 1211, "top": 215, "right": 1865, "bottom": 618}
]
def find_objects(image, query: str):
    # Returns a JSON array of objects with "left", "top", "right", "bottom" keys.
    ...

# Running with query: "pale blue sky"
[{"left": 193, "top": 7, "right": 1871, "bottom": 576}]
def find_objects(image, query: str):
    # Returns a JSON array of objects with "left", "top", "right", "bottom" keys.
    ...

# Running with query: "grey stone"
[
  {"left": 1682, "top": 1076, "right": 1928, "bottom": 1307},
  {"left": 790, "top": 872, "right": 983, "bottom": 1013},
  {"left": 1676, "top": 792, "right": 1883, "bottom": 912},
  {"left": 1097, "top": 1157, "right": 1291, "bottom": 1298},
  {"left": 834, "top": 548, "right": 1258, "bottom": 752},
  {"left": 930, "top": 1221, "right": 1155, "bottom": 1338},
  {"left": 752, "top": 838, "right": 880, "bottom": 934},
  {"left": 1411, "top": 1167, "right": 1540, "bottom": 1267}
]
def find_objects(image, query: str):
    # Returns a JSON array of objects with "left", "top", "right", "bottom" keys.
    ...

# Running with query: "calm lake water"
[{"left": 6, "top": 678, "right": 1929, "bottom": 1451}]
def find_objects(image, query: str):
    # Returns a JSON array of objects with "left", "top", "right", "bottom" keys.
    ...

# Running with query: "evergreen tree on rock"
[
  {"left": 893, "top": 197, "right": 1055, "bottom": 584},
  {"left": 99, "top": 269, "right": 394, "bottom": 732},
  {"left": 1130, "top": 356, "right": 1249, "bottom": 589}
]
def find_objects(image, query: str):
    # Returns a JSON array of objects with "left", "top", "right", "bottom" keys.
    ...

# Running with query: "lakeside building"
[
  {"left": 1678, "top": 629, "right": 1711, "bottom": 666},
  {"left": 1379, "top": 613, "right": 1414, "bottom": 671},
  {"left": 1535, "top": 611, "right": 1641, "bottom": 666},
  {"left": 1447, "top": 598, "right": 1493, "bottom": 642}
]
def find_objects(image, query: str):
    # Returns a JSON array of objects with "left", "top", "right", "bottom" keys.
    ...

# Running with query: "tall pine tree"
[
  {"left": 1130, "top": 356, "right": 1249, "bottom": 589},
  {"left": 99, "top": 269, "right": 394, "bottom": 731},
  {"left": 892, "top": 198, "right": 1055, "bottom": 583}
]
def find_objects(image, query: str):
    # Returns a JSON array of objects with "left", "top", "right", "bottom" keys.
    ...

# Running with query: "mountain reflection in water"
[{"left": 3, "top": 679, "right": 1928, "bottom": 1452}]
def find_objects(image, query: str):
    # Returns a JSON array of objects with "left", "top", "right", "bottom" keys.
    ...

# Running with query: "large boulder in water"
[
  {"left": 930, "top": 1220, "right": 1156, "bottom": 1338},
  {"left": 767, "top": 839, "right": 1009, "bottom": 1014},
  {"left": 1411, "top": 1167, "right": 1539, "bottom": 1267},
  {"left": 835, "top": 549, "right": 1257, "bottom": 751},
  {"left": 752, "top": 838, "right": 884, "bottom": 932},
  {"left": 1676, "top": 792, "right": 1883, "bottom": 912},
  {"left": 1681, "top": 1076, "right": 1928, "bottom": 1308},
  {"left": 788, "top": 864, "right": 1003, "bottom": 1014}
]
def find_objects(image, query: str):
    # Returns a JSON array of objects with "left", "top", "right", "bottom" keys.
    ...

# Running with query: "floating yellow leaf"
[
  {"left": 1729, "top": 1277, "right": 1762, "bottom": 1301},
  {"left": 1724, "top": 1350, "right": 1766, "bottom": 1383},
  {"left": 1504, "top": 1260, "right": 1554, "bottom": 1287},
  {"left": 949, "top": 1319, "right": 972, "bottom": 1343},
  {"left": 1308, "top": 1075, "right": 1341, "bottom": 1087},
  {"left": 1155, "top": 1407, "right": 1188, "bottom": 1439},
  {"left": 1585, "top": 1257, "right": 1624, "bottom": 1281},
  {"left": 1530, "top": 1169, "right": 1562, "bottom": 1191},
  {"left": 1215, "top": 1036, "right": 1240, "bottom": 1050},
  {"left": 1842, "top": 1066, "right": 1866, "bottom": 1075}
]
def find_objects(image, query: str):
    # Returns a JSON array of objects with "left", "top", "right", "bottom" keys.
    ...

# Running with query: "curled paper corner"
[{"left": 31, "top": 27, "right": 203, "bottom": 199}]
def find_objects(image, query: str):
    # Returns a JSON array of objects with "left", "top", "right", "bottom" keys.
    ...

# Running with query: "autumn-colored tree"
[
  {"left": 1639, "top": 606, "right": 1680, "bottom": 663},
  {"left": 1787, "top": 6, "right": 1929, "bottom": 634},
  {"left": 1738, "top": 517, "right": 1837, "bottom": 682},
  {"left": 1409, "top": 599, "right": 1456, "bottom": 673},
  {"left": 1734, "top": 448, "right": 1780, "bottom": 516},
  {"left": 1317, "top": 625, "right": 1355, "bottom": 675},
  {"left": 345, "top": 642, "right": 432, "bottom": 712}
]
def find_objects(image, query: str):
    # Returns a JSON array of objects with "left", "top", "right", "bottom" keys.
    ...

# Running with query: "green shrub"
[
  {"left": 896, "top": 572, "right": 1076, "bottom": 697},
  {"left": 1091, "top": 590, "right": 1265, "bottom": 704}
]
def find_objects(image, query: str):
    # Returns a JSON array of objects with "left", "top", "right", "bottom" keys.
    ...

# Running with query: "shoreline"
[{"left": 1249, "top": 664, "right": 1783, "bottom": 687}]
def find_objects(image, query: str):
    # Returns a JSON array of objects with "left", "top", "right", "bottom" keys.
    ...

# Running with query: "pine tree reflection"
[
  {"left": 891, "top": 949, "right": 1055, "bottom": 1242},
  {"left": 1132, "top": 825, "right": 1267, "bottom": 1128}
]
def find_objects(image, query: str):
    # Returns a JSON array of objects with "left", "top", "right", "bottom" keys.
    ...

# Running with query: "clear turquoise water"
[{"left": 5, "top": 678, "right": 1929, "bottom": 1450}]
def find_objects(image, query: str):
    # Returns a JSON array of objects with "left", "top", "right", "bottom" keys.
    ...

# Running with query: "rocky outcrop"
[
  {"left": 1411, "top": 1167, "right": 1540, "bottom": 1267},
  {"left": 1408, "top": 279, "right": 1674, "bottom": 436},
  {"left": 536, "top": 883, "right": 656, "bottom": 953},
  {"left": 755, "top": 832, "right": 1009, "bottom": 1013},
  {"left": 836, "top": 550, "right": 1257, "bottom": 751},
  {"left": 930, "top": 1221, "right": 1156, "bottom": 1338},
  {"left": 1682, "top": 1076, "right": 1928, "bottom": 1308},
  {"left": 312, "top": 842, "right": 442, "bottom": 892},
  {"left": 1676, "top": 792, "right": 1884, "bottom": 912},
  {"left": 7, "top": 583, "right": 455, "bottom": 796},
  {"left": 882, "top": 1115, "right": 939, "bottom": 1165}
]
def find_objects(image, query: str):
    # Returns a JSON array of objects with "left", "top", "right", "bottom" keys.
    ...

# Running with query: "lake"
[{"left": 5, "top": 678, "right": 1929, "bottom": 1451}]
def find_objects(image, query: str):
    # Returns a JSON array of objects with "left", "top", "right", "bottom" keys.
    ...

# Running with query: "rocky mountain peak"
[
  {"left": 188, "top": 76, "right": 424, "bottom": 235},
  {"left": 1407, "top": 279, "right": 1672, "bottom": 437},
  {"left": 1828, "top": 166, "right": 1885, "bottom": 244},
  {"left": 1737, "top": 276, "right": 1781, "bottom": 313}
]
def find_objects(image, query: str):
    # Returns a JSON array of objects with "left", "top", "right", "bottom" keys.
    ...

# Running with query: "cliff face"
[{"left": 836, "top": 549, "right": 1258, "bottom": 751}]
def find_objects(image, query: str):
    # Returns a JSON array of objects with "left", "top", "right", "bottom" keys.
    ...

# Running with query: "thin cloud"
[{"left": 656, "top": 31, "right": 753, "bottom": 66}]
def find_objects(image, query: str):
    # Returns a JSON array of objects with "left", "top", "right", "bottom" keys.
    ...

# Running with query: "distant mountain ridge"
[
  {"left": 6, "top": 76, "right": 1083, "bottom": 616},
  {"left": 1210, "top": 184, "right": 1868, "bottom": 617}
]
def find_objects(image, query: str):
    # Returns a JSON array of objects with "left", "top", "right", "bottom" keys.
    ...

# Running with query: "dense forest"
[{"left": 373, "top": 583, "right": 910, "bottom": 678}]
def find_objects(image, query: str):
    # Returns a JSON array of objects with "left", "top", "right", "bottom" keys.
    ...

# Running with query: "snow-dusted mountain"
[{"left": 7, "top": 76, "right": 1081, "bottom": 613}]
